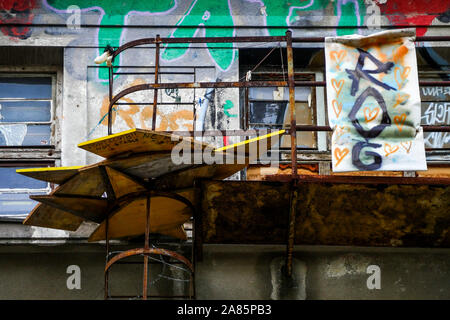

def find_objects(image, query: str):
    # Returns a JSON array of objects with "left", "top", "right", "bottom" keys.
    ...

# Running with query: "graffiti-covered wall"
[
  {"left": 0, "top": 0, "right": 449, "bottom": 166},
  {"left": 0, "top": 0, "right": 449, "bottom": 300}
]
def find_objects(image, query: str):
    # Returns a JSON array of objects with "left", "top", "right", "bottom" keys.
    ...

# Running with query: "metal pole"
[
  {"left": 244, "top": 87, "right": 249, "bottom": 130},
  {"left": 286, "top": 31, "right": 297, "bottom": 178},
  {"left": 143, "top": 194, "right": 151, "bottom": 300},
  {"left": 285, "top": 185, "right": 298, "bottom": 278},
  {"left": 152, "top": 35, "right": 161, "bottom": 130},
  {"left": 104, "top": 215, "right": 110, "bottom": 299},
  {"left": 285, "top": 30, "right": 298, "bottom": 278},
  {"left": 108, "top": 65, "right": 114, "bottom": 135}
]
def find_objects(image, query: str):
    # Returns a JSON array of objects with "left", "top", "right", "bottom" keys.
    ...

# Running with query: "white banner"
[{"left": 325, "top": 29, "right": 427, "bottom": 172}]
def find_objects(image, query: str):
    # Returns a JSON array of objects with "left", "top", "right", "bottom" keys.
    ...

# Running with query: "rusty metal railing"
[
  {"left": 105, "top": 32, "right": 450, "bottom": 282},
  {"left": 106, "top": 32, "right": 450, "bottom": 177}
]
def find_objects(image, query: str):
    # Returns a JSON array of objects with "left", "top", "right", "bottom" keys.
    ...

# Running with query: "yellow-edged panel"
[
  {"left": 78, "top": 128, "right": 209, "bottom": 159},
  {"left": 103, "top": 152, "right": 194, "bottom": 179},
  {"left": 16, "top": 166, "right": 83, "bottom": 185},
  {"left": 154, "top": 165, "right": 217, "bottom": 189}
]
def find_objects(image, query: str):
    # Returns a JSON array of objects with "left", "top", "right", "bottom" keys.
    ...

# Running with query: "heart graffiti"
[
  {"left": 331, "top": 78, "right": 344, "bottom": 97},
  {"left": 384, "top": 143, "right": 399, "bottom": 157},
  {"left": 363, "top": 106, "right": 380, "bottom": 123},
  {"left": 332, "top": 99, "right": 343, "bottom": 118},
  {"left": 334, "top": 147, "right": 349, "bottom": 167},
  {"left": 394, "top": 66, "right": 411, "bottom": 89},
  {"left": 394, "top": 114, "right": 407, "bottom": 132}
]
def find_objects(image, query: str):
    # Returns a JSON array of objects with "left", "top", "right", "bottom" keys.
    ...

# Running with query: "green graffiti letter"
[{"left": 161, "top": 0, "right": 235, "bottom": 71}]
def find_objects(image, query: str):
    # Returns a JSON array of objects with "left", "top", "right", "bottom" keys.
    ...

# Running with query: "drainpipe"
[{"left": 195, "top": 88, "right": 215, "bottom": 133}]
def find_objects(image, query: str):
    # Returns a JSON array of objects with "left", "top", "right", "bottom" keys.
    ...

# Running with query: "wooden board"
[
  {"left": 21, "top": 129, "right": 284, "bottom": 235},
  {"left": 16, "top": 166, "right": 83, "bottom": 185},
  {"left": 29, "top": 195, "right": 108, "bottom": 223},
  {"left": 23, "top": 202, "right": 84, "bottom": 231},
  {"left": 246, "top": 163, "right": 319, "bottom": 180},
  {"left": 154, "top": 165, "right": 218, "bottom": 190},
  {"left": 212, "top": 164, "right": 246, "bottom": 180},
  {"left": 78, "top": 128, "right": 209, "bottom": 159},
  {"left": 105, "top": 166, "right": 146, "bottom": 198},
  {"left": 22, "top": 167, "right": 106, "bottom": 230},
  {"left": 153, "top": 163, "right": 246, "bottom": 189},
  {"left": 103, "top": 152, "right": 194, "bottom": 179},
  {"left": 417, "top": 167, "right": 450, "bottom": 178},
  {"left": 88, "top": 188, "right": 195, "bottom": 242},
  {"left": 55, "top": 166, "right": 106, "bottom": 197},
  {"left": 158, "top": 226, "right": 188, "bottom": 240},
  {"left": 331, "top": 171, "right": 403, "bottom": 177}
]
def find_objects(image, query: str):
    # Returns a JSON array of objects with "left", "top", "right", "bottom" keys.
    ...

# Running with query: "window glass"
[
  {"left": 0, "top": 192, "right": 46, "bottom": 219},
  {"left": 0, "top": 76, "right": 53, "bottom": 146},
  {"left": 0, "top": 73, "right": 55, "bottom": 222},
  {"left": 419, "top": 76, "right": 450, "bottom": 149},
  {"left": 249, "top": 101, "right": 287, "bottom": 127},
  {"left": 249, "top": 87, "right": 310, "bottom": 101},
  {"left": 0, "top": 167, "right": 48, "bottom": 189},
  {"left": 0, "top": 101, "right": 51, "bottom": 122},
  {"left": 0, "top": 77, "right": 52, "bottom": 99},
  {"left": 0, "top": 166, "right": 50, "bottom": 220}
]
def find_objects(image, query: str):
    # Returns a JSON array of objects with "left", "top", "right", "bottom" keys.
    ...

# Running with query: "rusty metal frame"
[
  {"left": 105, "top": 32, "right": 450, "bottom": 283},
  {"left": 99, "top": 165, "right": 196, "bottom": 300},
  {"left": 105, "top": 32, "right": 450, "bottom": 152},
  {"left": 105, "top": 248, "right": 194, "bottom": 273}
]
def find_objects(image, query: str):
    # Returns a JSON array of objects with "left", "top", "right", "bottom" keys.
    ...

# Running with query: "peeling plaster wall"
[
  {"left": 0, "top": 0, "right": 448, "bottom": 166},
  {"left": 0, "top": 0, "right": 450, "bottom": 299}
]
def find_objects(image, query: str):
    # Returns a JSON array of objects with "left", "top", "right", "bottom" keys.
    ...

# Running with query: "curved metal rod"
[
  {"left": 105, "top": 248, "right": 194, "bottom": 273},
  {"left": 107, "top": 32, "right": 450, "bottom": 135},
  {"left": 114, "top": 190, "right": 195, "bottom": 216},
  {"left": 111, "top": 35, "right": 288, "bottom": 59},
  {"left": 106, "top": 79, "right": 450, "bottom": 130},
  {"left": 112, "top": 38, "right": 157, "bottom": 58},
  {"left": 111, "top": 35, "right": 446, "bottom": 60},
  {"left": 106, "top": 81, "right": 288, "bottom": 133},
  {"left": 103, "top": 189, "right": 196, "bottom": 228}
]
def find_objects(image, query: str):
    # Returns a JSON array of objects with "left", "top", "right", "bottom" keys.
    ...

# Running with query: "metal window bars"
[{"left": 106, "top": 31, "right": 450, "bottom": 176}]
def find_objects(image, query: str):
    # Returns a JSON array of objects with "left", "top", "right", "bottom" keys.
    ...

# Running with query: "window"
[
  {"left": 247, "top": 73, "right": 317, "bottom": 149},
  {"left": 0, "top": 163, "right": 52, "bottom": 221},
  {"left": 419, "top": 72, "right": 450, "bottom": 150},
  {"left": 0, "top": 72, "right": 60, "bottom": 222},
  {"left": 239, "top": 48, "right": 328, "bottom": 179},
  {"left": 0, "top": 75, "right": 53, "bottom": 146}
]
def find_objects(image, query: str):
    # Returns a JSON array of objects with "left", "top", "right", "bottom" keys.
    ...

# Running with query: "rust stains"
[{"left": 201, "top": 180, "right": 450, "bottom": 247}]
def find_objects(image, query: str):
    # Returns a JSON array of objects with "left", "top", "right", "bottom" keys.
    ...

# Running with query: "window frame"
[
  {"left": 0, "top": 74, "right": 54, "bottom": 141},
  {"left": 0, "top": 66, "right": 62, "bottom": 222}
]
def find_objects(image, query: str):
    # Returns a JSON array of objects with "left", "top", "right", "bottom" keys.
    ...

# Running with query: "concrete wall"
[{"left": 0, "top": 243, "right": 449, "bottom": 300}]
